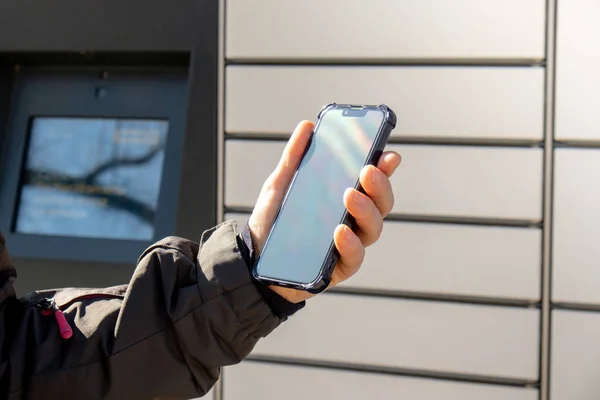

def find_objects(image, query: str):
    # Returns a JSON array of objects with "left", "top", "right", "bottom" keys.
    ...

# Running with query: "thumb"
[
  {"left": 249, "top": 120, "right": 314, "bottom": 257},
  {"left": 270, "top": 120, "right": 314, "bottom": 190}
]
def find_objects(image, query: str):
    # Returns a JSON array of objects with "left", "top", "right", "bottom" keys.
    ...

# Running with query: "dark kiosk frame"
[
  {"left": 0, "top": 68, "right": 188, "bottom": 263},
  {"left": 0, "top": 0, "right": 219, "bottom": 268}
]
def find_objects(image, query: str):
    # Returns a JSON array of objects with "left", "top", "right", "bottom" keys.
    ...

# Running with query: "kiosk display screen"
[{"left": 14, "top": 117, "right": 169, "bottom": 241}]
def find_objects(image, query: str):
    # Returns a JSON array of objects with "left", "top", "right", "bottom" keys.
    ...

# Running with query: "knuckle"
[
  {"left": 357, "top": 247, "right": 366, "bottom": 265},
  {"left": 261, "top": 172, "right": 278, "bottom": 192}
]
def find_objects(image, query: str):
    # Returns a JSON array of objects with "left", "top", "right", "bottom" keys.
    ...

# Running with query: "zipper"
[
  {"left": 35, "top": 293, "right": 124, "bottom": 340},
  {"left": 36, "top": 298, "right": 73, "bottom": 340},
  {"left": 56, "top": 293, "right": 124, "bottom": 310}
]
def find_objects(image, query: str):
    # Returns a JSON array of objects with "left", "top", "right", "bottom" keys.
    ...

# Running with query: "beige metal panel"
[
  {"left": 225, "top": 66, "right": 545, "bottom": 140},
  {"left": 224, "top": 140, "right": 282, "bottom": 209},
  {"left": 550, "top": 310, "right": 600, "bottom": 400},
  {"left": 344, "top": 221, "right": 541, "bottom": 300},
  {"left": 252, "top": 294, "right": 540, "bottom": 379},
  {"left": 391, "top": 145, "right": 543, "bottom": 220},
  {"left": 224, "top": 362, "right": 539, "bottom": 400},
  {"left": 224, "top": 141, "right": 543, "bottom": 220},
  {"left": 223, "top": 213, "right": 541, "bottom": 300},
  {"left": 226, "top": 0, "right": 545, "bottom": 60},
  {"left": 224, "top": 212, "right": 251, "bottom": 229},
  {"left": 555, "top": 0, "right": 600, "bottom": 140},
  {"left": 553, "top": 149, "right": 600, "bottom": 304}
]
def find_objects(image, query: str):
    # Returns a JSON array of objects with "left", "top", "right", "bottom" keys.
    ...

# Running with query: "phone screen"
[{"left": 255, "top": 106, "right": 386, "bottom": 286}]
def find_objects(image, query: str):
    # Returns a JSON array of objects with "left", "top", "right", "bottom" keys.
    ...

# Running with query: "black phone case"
[{"left": 252, "top": 103, "right": 397, "bottom": 294}]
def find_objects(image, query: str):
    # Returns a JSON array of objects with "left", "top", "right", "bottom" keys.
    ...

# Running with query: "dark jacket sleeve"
[{"left": 4, "top": 220, "right": 294, "bottom": 400}]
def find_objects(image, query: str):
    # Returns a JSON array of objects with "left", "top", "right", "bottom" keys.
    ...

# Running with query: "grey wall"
[{"left": 217, "top": 0, "right": 600, "bottom": 399}]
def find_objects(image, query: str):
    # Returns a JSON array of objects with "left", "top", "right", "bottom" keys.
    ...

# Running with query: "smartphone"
[{"left": 252, "top": 103, "right": 397, "bottom": 294}]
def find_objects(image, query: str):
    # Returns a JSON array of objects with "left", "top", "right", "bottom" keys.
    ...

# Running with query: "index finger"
[{"left": 377, "top": 151, "right": 402, "bottom": 177}]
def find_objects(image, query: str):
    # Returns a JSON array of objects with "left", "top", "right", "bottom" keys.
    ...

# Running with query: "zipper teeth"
[
  {"left": 35, "top": 293, "right": 125, "bottom": 311},
  {"left": 57, "top": 293, "right": 124, "bottom": 310},
  {"left": 34, "top": 293, "right": 123, "bottom": 341}
]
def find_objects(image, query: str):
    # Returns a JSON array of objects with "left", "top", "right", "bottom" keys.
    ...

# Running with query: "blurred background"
[{"left": 0, "top": 0, "right": 598, "bottom": 399}]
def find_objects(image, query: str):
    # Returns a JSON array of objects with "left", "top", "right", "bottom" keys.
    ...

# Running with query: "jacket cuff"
[
  {"left": 196, "top": 221, "right": 281, "bottom": 342},
  {"left": 237, "top": 221, "right": 305, "bottom": 320}
]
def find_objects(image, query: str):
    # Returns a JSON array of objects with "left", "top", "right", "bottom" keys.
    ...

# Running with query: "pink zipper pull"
[
  {"left": 53, "top": 307, "right": 73, "bottom": 340},
  {"left": 37, "top": 298, "right": 73, "bottom": 339}
]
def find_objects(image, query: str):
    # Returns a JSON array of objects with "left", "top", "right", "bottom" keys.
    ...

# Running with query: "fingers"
[
  {"left": 344, "top": 187, "right": 383, "bottom": 247},
  {"left": 377, "top": 151, "right": 402, "bottom": 178},
  {"left": 250, "top": 120, "right": 314, "bottom": 256},
  {"left": 343, "top": 151, "right": 401, "bottom": 246},
  {"left": 332, "top": 224, "right": 364, "bottom": 282},
  {"left": 359, "top": 151, "right": 401, "bottom": 217},
  {"left": 271, "top": 120, "right": 314, "bottom": 189}
]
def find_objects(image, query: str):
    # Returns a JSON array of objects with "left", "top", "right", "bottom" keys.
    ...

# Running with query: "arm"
[
  {"left": 6, "top": 221, "right": 301, "bottom": 400},
  {"left": 3, "top": 120, "right": 401, "bottom": 400}
]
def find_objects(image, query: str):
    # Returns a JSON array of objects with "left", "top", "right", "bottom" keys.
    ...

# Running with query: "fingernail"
[{"left": 343, "top": 226, "right": 353, "bottom": 241}]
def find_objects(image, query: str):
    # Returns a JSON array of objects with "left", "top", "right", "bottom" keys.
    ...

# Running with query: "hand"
[{"left": 248, "top": 120, "right": 402, "bottom": 303}]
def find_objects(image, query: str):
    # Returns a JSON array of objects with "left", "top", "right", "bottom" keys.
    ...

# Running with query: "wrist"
[
  {"left": 236, "top": 221, "right": 305, "bottom": 318},
  {"left": 268, "top": 285, "right": 311, "bottom": 304},
  {"left": 243, "top": 221, "right": 311, "bottom": 304}
]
